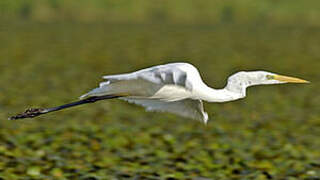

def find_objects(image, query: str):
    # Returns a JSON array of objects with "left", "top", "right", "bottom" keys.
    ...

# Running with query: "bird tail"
[{"left": 79, "top": 87, "right": 109, "bottom": 99}]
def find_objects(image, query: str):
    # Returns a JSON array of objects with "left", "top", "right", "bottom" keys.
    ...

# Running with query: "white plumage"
[
  {"left": 80, "top": 63, "right": 209, "bottom": 122},
  {"left": 80, "top": 62, "right": 309, "bottom": 124}
]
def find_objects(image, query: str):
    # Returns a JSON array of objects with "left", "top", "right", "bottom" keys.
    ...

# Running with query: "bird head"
[
  {"left": 228, "top": 71, "right": 309, "bottom": 86},
  {"left": 226, "top": 71, "right": 309, "bottom": 96}
]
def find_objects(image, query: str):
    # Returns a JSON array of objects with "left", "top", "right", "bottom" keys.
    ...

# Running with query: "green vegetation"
[
  {"left": 1, "top": 0, "right": 320, "bottom": 26},
  {"left": 0, "top": 0, "right": 320, "bottom": 179},
  {"left": 0, "top": 22, "right": 319, "bottom": 179}
]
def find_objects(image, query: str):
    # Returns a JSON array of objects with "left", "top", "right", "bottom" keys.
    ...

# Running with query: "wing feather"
[
  {"left": 121, "top": 97, "right": 208, "bottom": 123},
  {"left": 102, "top": 63, "right": 194, "bottom": 90},
  {"left": 81, "top": 63, "right": 197, "bottom": 99}
]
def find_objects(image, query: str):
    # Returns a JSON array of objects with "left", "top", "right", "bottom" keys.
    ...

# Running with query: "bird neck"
[{"left": 196, "top": 85, "right": 244, "bottom": 103}]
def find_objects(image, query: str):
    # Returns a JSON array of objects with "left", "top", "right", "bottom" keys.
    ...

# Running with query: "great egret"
[{"left": 9, "top": 62, "right": 309, "bottom": 123}]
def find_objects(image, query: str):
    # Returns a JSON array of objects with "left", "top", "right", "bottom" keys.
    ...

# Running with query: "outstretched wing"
[
  {"left": 102, "top": 63, "right": 194, "bottom": 90},
  {"left": 80, "top": 63, "right": 200, "bottom": 100},
  {"left": 121, "top": 97, "right": 208, "bottom": 123}
]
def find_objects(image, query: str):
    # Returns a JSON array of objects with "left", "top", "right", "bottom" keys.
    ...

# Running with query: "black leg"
[{"left": 8, "top": 95, "right": 120, "bottom": 120}]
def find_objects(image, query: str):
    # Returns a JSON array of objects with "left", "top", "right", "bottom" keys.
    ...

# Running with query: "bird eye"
[{"left": 266, "top": 75, "right": 274, "bottom": 80}]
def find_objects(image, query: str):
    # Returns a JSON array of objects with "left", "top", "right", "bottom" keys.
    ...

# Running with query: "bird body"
[
  {"left": 9, "top": 62, "right": 309, "bottom": 122},
  {"left": 81, "top": 63, "right": 211, "bottom": 122}
]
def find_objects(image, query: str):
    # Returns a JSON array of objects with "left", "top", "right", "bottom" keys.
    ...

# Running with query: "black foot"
[{"left": 9, "top": 108, "right": 45, "bottom": 120}]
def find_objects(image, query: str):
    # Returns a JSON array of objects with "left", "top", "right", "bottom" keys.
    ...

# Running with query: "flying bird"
[{"left": 9, "top": 62, "right": 309, "bottom": 123}]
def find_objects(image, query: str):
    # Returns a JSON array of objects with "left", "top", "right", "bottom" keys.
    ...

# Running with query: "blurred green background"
[{"left": 1, "top": 0, "right": 320, "bottom": 179}]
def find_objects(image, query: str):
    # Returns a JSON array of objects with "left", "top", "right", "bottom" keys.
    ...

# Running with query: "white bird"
[{"left": 9, "top": 62, "right": 309, "bottom": 123}]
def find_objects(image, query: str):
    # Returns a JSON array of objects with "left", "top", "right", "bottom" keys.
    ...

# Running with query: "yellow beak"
[{"left": 273, "top": 74, "right": 310, "bottom": 83}]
